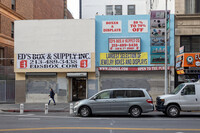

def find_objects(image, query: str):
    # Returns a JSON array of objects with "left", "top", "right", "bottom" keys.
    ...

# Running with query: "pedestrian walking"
[{"left": 48, "top": 88, "right": 56, "bottom": 105}]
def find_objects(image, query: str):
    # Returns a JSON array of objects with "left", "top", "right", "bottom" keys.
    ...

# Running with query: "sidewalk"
[{"left": 0, "top": 103, "right": 70, "bottom": 113}]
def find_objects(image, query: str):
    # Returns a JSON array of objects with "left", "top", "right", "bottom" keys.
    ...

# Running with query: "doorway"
[{"left": 72, "top": 78, "right": 86, "bottom": 101}]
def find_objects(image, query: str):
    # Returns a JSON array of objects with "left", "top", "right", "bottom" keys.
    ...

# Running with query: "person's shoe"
[{"left": 54, "top": 103, "right": 56, "bottom": 105}]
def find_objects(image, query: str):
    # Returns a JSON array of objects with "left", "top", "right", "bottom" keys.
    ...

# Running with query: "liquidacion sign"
[{"left": 17, "top": 53, "right": 91, "bottom": 69}]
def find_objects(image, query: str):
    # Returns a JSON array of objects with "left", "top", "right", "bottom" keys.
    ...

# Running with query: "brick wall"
[
  {"left": 0, "top": 15, "right": 12, "bottom": 37},
  {"left": 33, "top": 0, "right": 64, "bottom": 19},
  {"left": 16, "top": 0, "right": 34, "bottom": 19},
  {"left": 1, "top": 0, "right": 11, "bottom": 9}
]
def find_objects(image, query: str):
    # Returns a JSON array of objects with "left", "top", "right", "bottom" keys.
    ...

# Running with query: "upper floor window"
[
  {"left": 115, "top": 5, "right": 122, "bottom": 15},
  {"left": 185, "top": 0, "right": 200, "bottom": 14},
  {"left": 180, "top": 36, "right": 200, "bottom": 52},
  {"left": 12, "top": 0, "right": 16, "bottom": 10},
  {"left": 106, "top": 5, "right": 113, "bottom": 15},
  {"left": 128, "top": 5, "right": 135, "bottom": 15},
  {"left": 106, "top": 5, "right": 122, "bottom": 15},
  {"left": 11, "top": 22, "right": 14, "bottom": 38}
]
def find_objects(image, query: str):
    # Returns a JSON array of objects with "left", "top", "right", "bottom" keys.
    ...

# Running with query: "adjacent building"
[
  {"left": 152, "top": 0, "right": 200, "bottom": 86},
  {"left": 14, "top": 19, "right": 96, "bottom": 103},
  {"left": 95, "top": 14, "right": 175, "bottom": 99},
  {"left": 0, "top": 0, "right": 72, "bottom": 103},
  {"left": 80, "top": 0, "right": 151, "bottom": 19}
]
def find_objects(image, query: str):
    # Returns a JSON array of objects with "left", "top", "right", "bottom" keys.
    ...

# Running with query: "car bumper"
[{"left": 156, "top": 105, "right": 166, "bottom": 111}]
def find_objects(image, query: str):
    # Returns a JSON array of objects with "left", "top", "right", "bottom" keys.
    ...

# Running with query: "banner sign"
[
  {"left": 150, "top": 10, "right": 170, "bottom": 64},
  {"left": 17, "top": 53, "right": 91, "bottom": 69},
  {"left": 128, "top": 20, "right": 148, "bottom": 33},
  {"left": 176, "top": 53, "right": 200, "bottom": 68},
  {"left": 102, "top": 21, "right": 122, "bottom": 33},
  {"left": 99, "top": 66, "right": 170, "bottom": 71},
  {"left": 100, "top": 52, "right": 148, "bottom": 66},
  {"left": 109, "top": 38, "right": 141, "bottom": 51}
]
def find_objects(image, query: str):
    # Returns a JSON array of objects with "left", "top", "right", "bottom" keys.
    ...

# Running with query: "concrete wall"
[
  {"left": 82, "top": 0, "right": 150, "bottom": 19},
  {"left": 14, "top": 19, "right": 96, "bottom": 73},
  {"left": 151, "top": 0, "right": 175, "bottom": 14}
]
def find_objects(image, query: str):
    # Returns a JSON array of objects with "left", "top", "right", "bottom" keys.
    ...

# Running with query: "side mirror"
[{"left": 181, "top": 90, "right": 185, "bottom": 96}]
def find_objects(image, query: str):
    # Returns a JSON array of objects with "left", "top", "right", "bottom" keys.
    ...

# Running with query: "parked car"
[
  {"left": 156, "top": 81, "right": 200, "bottom": 117},
  {"left": 73, "top": 88, "right": 154, "bottom": 117}
]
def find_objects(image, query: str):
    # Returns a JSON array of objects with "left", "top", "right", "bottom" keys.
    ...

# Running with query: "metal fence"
[{"left": 0, "top": 65, "right": 15, "bottom": 103}]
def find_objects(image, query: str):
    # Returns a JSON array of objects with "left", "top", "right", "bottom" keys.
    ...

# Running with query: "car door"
[
  {"left": 110, "top": 90, "right": 129, "bottom": 114},
  {"left": 89, "top": 90, "right": 112, "bottom": 114},
  {"left": 195, "top": 84, "right": 200, "bottom": 110},
  {"left": 180, "top": 84, "right": 199, "bottom": 111}
]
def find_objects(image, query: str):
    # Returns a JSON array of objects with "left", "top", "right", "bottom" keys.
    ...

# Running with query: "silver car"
[{"left": 73, "top": 88, "right": 154, "bottom": 117}]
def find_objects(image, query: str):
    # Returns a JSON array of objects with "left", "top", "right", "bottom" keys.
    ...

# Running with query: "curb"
[{"left": 1, "top": 109, "right": 69, "bottom": 113}]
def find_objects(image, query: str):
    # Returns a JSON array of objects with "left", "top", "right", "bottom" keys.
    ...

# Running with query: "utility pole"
[{"left": 164, "top": 0, "right": 168, "bottom": 95}]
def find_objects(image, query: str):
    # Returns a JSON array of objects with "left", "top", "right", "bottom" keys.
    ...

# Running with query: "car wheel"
[
  {"left": 130, "top": 106, "right": 142, "bottom": 117},
  {"left": 167, "top": 105, "right": 180, "bottom": 117},
  {"left": 79, "top": 106, "right": 91, "bottom": 117}
]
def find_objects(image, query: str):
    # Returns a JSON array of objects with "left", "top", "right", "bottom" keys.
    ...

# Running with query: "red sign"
[
  {"left": 109, "top": 38, "right": 141, "bottom": 51},
  {"left": 128, "top": 20, "right": 148, "bottom": 33},
  {"left": 20, "top": 60, "right": 27, "bottom": 68},
  {"left": 80, "top": 60, "right": 88, "bottom": 68},
  {"left": 98, "top": 66, "right": 170, "bottom": 71}
]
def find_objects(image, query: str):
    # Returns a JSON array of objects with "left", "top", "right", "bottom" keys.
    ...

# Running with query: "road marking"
[
  {"left": 18, "top": 118, "right": 40, "bottom": 120},
  {"left": 0, "top": 127, "right": 200, "bottom": 132}
]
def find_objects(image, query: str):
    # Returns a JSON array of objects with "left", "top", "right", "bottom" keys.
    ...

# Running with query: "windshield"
[{"left": 170, "top": 83, "right": 185, "bottom": 94}]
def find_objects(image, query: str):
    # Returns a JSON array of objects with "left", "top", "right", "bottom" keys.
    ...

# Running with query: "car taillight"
[{"left": 146, "top": 99, "right": 153, "bottom": 104}]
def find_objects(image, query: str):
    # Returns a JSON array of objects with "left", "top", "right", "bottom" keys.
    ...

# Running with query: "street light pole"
[{"left": 164, "top": 0, "right": 168, "bottom": 95}]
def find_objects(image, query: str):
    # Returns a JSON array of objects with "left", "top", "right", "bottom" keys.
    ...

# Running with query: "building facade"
[
  {"left": 14, "top": 19, "right": 96, "bottom": 103},
  {"left": 95, "top": 14, "right": 175, "bottom": 100},
  {"left": 80, "top": 0, "right": 150, "bottom": 19},
  {"left": 152, "top": 0, "right": 200, "bottom": 85},
  {"left": 0, "top": 0, "right": 71, "bottom": 103}
]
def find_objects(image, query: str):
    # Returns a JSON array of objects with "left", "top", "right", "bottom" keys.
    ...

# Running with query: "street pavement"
[
  {"left": 0, "top": 103, "right": 70, "bottom": 112},
  {"left": 0, "top": 111, "right": 200, "bottom": 133}
]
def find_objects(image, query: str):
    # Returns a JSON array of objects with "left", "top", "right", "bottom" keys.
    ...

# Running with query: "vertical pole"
[
  {"left": 165, "top": 0, "right": 168, "bottom": 95},
  {"left": 45, "top": 104, "right": 48, "bottom": 114},
  {"left": 20, "top": 103, "right": 24, "bottom": 114},
  {"left": 70, "top": 103, "right": 73, "bottom": 115}
]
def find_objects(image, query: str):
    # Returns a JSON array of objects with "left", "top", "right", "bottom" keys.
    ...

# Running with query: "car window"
[
  {"left": 96, "top": 91, "right": 110, "bottom": 99},
  {"left": 113, "top": 90, "right": 126, "bottom": 98},
  {"left": 126, "top": 90, "right": 145, "bottom": 97},
  {"left": 183, "top": 85, "right": 195, "bottom": 95}
]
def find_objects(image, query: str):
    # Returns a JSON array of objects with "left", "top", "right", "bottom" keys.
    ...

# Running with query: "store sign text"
[
  {"left": 128, "top": 20, "right": 148, "bottom": 33},
  {"left": 109, "top": 38, "right": 141, "bottom": 51},
  {"left": 17, "top": 53, "right": 91, "bottom": 69},
  {"left": 102, "top": 21, "right": 122, "bottom": 33},
  {"left": 100, "top": 52, "right": 148, "bottom": 66}
]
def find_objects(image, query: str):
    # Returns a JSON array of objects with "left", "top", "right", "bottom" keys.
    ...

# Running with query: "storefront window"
[{"left": 180, "top": 36, "right": 200, "bottom": 52}]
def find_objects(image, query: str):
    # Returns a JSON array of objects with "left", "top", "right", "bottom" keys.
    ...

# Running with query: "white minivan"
[{"left": 156, "top": 81, "right": 200, "bottom": 117}]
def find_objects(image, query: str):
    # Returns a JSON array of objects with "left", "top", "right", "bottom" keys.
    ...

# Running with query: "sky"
[{"left": 67, "top": 0, "right": 79, "bottom": 19}]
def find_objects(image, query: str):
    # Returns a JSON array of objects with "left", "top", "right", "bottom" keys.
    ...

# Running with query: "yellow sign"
[{"left": 100, "top": 52, "right": 148, "bottom": 66}]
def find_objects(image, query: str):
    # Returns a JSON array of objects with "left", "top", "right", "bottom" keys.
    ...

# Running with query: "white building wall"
[
  {"left": 81, "top": 0, "right": 150, "bottom": 19},
  {"left": 151, "top": 0, "right": 175, "bottom": 14},
  {"left": 14, "top": 19, "right": 95, "bottom": 53}
]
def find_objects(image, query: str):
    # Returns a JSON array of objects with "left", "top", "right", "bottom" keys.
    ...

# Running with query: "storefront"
[
  {"left": 95, "top": 12, "right": 175, "bottom": 99},
  {"left": 176, "top": 52, "right": 200, "bottom": 84},
  {"left": 14, "top": 19, "right": 97, "bottom": 103}
]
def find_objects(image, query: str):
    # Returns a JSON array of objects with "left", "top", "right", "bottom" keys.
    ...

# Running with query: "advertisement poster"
[
  {"left": 128, "top": 20, "right": 148, "bottom": 33},
  {"left": 102, "top": 20, "right": 122, "bottom": 33},
  {"left": 150, "top": 10, "right": 170, "bottom": 64},
  {"left": 17, "top": 53, "right": 91, "bottom": 69},
  {"left": 100, "top": 52, "right": 148, "bottom": 66},
  {"left": 109, "top": 38, "right": 141, "bottom": 51}
]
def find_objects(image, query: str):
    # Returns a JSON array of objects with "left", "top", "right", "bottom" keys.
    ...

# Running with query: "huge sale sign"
[
  {"left": 17, "top": 53, "right": 91, "bottom": 69},
  {"left": 128, "top": 20, "right": 148, "bottom": 33}
]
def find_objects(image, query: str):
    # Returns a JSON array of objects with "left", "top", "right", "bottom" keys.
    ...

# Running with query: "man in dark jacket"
[{"left": 48, "top": 88, "right": 56, "bottom": 105}]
